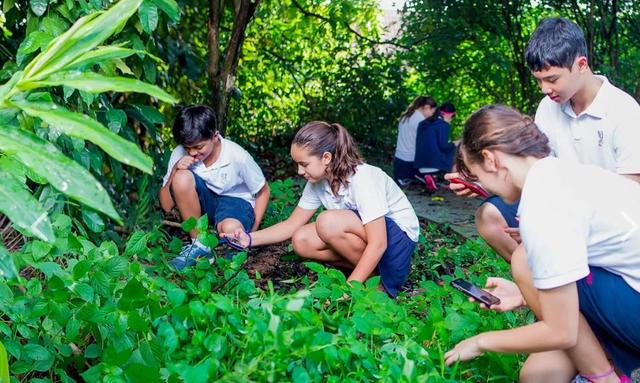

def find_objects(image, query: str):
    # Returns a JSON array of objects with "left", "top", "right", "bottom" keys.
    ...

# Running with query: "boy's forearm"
[{"left": 252, "top": 183, "right": 270, "bottom": 230}]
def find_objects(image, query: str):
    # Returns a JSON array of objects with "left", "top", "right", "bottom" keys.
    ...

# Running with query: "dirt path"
[{"left": 402, "top": 182, "right": 482, "bottom": 239}]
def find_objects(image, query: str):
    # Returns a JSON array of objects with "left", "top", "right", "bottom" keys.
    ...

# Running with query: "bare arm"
[
  {"left": 251, "top": 183, "right": 270, "bottom": 231},
  {"left": 477, "top": 283, "right": 579, "bottom": 353},
  {"left": 225, "top": 206, "right": 317, "bottom": 248},
  {"left": 347, "top": 217, "right": 387, "bottom": 283},
  {"left": 445, "top": 283, "right": 580, "bottom": 365}
]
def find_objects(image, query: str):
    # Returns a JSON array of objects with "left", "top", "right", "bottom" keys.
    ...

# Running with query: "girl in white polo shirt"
[
  {"left": 445, "top": 104, "right": 640, "bottom": 381},
  {"left": 225, "top": 121, "right": 420, "bottom": 297}
]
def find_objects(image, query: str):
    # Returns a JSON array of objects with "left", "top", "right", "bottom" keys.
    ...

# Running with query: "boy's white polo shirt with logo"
[
  {"left": 519, "top": 157, "right": 640, "bottom": 292},
  {"left": 162, "top": 136, "right": 266, "bottom": 207},
  {"left": 297, "top": 164, "right": 420, "bottom": 242},
  {"left": 534, "top": 75, "right": 640, "bottom": 175}
]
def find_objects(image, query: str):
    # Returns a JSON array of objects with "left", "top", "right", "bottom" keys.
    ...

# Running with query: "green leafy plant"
[{"left": 0, "top": 0, "right": 177, "bottom": 245}]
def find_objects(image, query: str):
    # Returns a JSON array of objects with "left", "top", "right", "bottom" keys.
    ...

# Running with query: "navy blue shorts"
[
  {"left": 483, "top": 195, "right": 520, "bottom": 228},
  {"left": 393, "top": 157, "right": 415, "bottom": 183},
  {"left": 352, "top": 210, "right": 417, "bottom": 298},
  {"left": 577, "top": 267, "right": 640, "bottom": 375},
  {"left": 173, "top": 171, "right": 255, "bottom": 231}
]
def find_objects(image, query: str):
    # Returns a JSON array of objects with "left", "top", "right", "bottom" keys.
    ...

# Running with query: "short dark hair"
[
  {"left": 172, "top": 105, "right": 217, "bottom": 146},
  {"left": 525, "top": 17, "right": 588, "bottom": 71}
]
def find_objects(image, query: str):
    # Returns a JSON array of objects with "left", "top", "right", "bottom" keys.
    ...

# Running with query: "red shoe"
[{"left": 424, "top": 174, "right": 438, "bottom": 192}]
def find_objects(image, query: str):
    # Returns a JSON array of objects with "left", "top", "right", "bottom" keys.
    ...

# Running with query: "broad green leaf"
[
  {"left": 11, "top": 100, "right": 153, "bottom": 173},
  {"left": 104, "top": 256, "right": 127, "bottom": 277},
  {"left": 22, "top": 71, "right": 177, "bottom": 104},
  {"left": 138, "top": 1, "right": 159, "bottom": 33},
  {"left": 81, "top": 208, "right": 105, "bottom": 233},
  {"left": 40, "top": 14, "right": 70, "bottom": 37},
  {"left": 0, "top": 169, "right": 54, "bottom": 241},
  {"left": 0, "top": 341, "right": 9, "bottom": 383},
  {"left": 0, "top": 124, "right": 120, "bottom": 221},
  {"left": 106, "top": 108, "right": 127, "bottom": 133},
  {"left": 17, "top": 31, "right": 54, "bottom": 58},
  {"left": 29, "top": 0, "right": 47, "bottom": 16},
  {"left": 124, "top": 231, "right": 147, "bottom": 256},
  {"left": 151, "top": 0, "right": 180, "bottom": 21},
  {"left": 21, "top": 0, "right": 144, "bottom": 81},
  {"left": 0, "top": 245, "right": 19, "bottom": 280},
  {"left": 2, "top": 0, "right": 15, "bottom": 13},
  {"left": 67, "top": 46, "right": 140, "bottom": 71}
]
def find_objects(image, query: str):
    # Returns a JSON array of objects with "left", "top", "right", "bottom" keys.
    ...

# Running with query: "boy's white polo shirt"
[
  {"left": 162, "top": 136, "right": 266, "bottom": 207},
  {"left": 297, "top": 164, "right": 420, "bottom": 242},
  {"left": 519, "top": 157, "right": 640, "bottom": 293},
  {"left": 534, "top": 75, "right": 640, "bottom": 175}
]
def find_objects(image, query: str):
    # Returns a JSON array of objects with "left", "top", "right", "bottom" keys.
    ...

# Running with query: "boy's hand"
[
  {"left": 444, "top": 172, "right": 478, "bottom": 198},
  {"left": 175, "top": 155, "right": 197, "bottom": 170},
  {"left": 471, "top": 277, "right": 525, "bottom": 312}
]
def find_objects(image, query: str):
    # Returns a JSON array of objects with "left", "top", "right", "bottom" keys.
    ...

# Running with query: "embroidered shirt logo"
[{"left": 597, "top": 130, "right": 604, "bottom": 147}]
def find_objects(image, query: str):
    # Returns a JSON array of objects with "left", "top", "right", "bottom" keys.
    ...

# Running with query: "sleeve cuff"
[
  {"left": 359, "top": 209, "right": 389, "bottom": 225},
  {"left": 298, "top": 201, "right": 321, "bottom": 210},
  {"left": 533, "top": 266, "right": 590, "bottom": 290},
  {"left": 250, "top": 180, "right": 266, "bottom": 195}
]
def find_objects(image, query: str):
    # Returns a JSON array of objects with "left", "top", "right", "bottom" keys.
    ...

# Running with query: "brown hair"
[
  {"left": 293, "top": 121, "right": 363, "bottom": 195},
  {"left": 456, "top": 104, "right": 551, "bottom": 180},
  {"left": 399, "top": 96, "right": 437, "bottom": 122}
]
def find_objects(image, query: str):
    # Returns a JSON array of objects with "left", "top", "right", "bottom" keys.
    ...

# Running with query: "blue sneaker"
[{"left": 170, "top": 243, "right": 213, "bottom": 270}]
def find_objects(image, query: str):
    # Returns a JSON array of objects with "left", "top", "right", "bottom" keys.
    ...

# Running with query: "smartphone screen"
[{"left": 451, "top": 278, "right": 501, "bottom": 306}]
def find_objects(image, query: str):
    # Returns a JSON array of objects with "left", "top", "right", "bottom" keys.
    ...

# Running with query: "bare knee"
[
  {"left": 520, "top": 352, "right": 575, "bottom": 383},
  {"left": 217, "top": 219, "right": 243, "bottom": 234},
  {"left": 170, "top": 169, "right": 195, "bottom": 195},
  {"left": 292, "top": 227, "right": 313, "bottom": 256},
  {"left": 476, "top": 203, "right": 516, "bottom": 261},
  {"left": 315, "top": 211, "right": 341, "bottom": 243}
]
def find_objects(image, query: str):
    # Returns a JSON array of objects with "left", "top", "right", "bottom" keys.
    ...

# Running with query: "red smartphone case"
[{"left": 449, "top": 178, "right": 489, "bottom": 198}]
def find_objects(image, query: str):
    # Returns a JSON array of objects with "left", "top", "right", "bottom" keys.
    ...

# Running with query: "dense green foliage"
[
  {"left": 1, "top": 0, "right": 640, "bottom": 381},
  {"left": 0, "top": 180, "right": 526, "bottom": 382}
]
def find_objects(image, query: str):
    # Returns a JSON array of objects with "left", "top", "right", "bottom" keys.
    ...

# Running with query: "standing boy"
[{"left": 159, "top": 105, "right": 270, "bottom": 269}]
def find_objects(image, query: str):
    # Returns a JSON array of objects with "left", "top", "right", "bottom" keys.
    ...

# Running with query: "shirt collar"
[
  {"left": 322, "top": 179, "right": 349, "bottom": 197},
  {"left": 561, "top": 75, "right": 609, "bottom": 119},
  {"left": 205, "top": 135, "right": 231, "bottom": 169}
]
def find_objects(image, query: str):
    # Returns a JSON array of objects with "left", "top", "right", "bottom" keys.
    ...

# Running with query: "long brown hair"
[
  {"left": 293, "top": 121, "right": 363, "bottom": 195},
  {"left": 399, "top": 96, "right": 437, "bottom": 122},
  {"left": 456, "top": 104, "right": 550, "bottom": 180}
]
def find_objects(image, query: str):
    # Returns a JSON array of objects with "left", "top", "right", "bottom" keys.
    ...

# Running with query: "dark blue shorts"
[
  {"left": 173, "top": 171, "right": 255, "bottom": 231},
  {"left": 352, "top": 210, "right": 417, "bottom": 298},
  {"left": 393, "top": 157, "right": 415, "bottom": 183},
  {"left": 483, "top": 195, "right": 520, "bottom": 228},
  {"left": 577, "top": 267, "right": 640, "bottom": 375}
]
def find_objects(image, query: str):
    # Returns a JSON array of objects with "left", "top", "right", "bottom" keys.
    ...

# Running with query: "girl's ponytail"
[{"left": 293, "top": 121, "right": 363, "bottom": 195}]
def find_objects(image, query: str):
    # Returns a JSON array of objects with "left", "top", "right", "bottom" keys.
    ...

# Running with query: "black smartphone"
[{"left": 451, "top": 278, "right": 501, "bottom": 306}]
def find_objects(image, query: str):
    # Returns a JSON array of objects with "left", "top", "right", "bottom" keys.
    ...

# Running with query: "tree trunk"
[{"left": 207, "top": 0, "right": 261, "bottom": 135}]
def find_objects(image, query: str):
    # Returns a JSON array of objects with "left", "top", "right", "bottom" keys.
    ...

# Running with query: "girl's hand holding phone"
[
  {"left": 476, "top": 277, "right": 526, "bottom": 312},
  {"left": 221, "top": 229, "right": 251, "bottom": 249}
]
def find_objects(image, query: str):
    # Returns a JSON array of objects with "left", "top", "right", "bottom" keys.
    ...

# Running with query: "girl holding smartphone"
[{"left": 445, "top": 105, "right": 640, "bottom": 382}]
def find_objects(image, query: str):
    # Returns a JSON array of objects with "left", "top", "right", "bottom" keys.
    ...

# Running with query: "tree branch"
[{"left": 290, "top": 0, "right": 413, "bottom": 50}]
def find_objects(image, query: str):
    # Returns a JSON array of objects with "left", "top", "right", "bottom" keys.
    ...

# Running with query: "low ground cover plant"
[{"left": 0, "top": 179, "right": 526, "bottom": 382}]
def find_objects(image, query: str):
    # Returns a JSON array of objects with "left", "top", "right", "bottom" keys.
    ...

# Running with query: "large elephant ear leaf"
[{"left": 0, "top": 124, "right": 120, "bottom": 222}]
